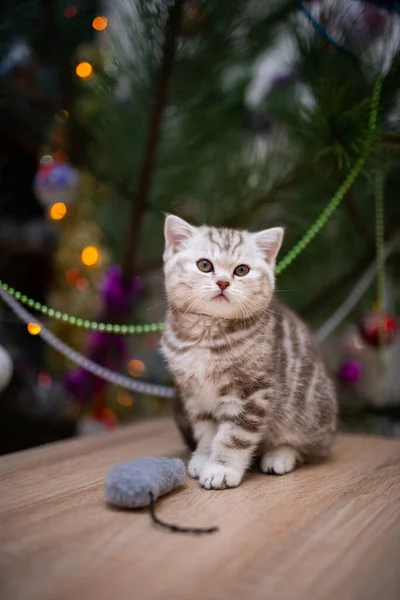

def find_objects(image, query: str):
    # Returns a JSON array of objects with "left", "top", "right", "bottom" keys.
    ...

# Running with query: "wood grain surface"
[{"left": 1, "top": 418, "right": 400, "bottom": 600}]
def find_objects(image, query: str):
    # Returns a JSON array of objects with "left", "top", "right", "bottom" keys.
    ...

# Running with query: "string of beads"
[{"left": 0, "top": 77, "right": 383, "bottom": 335}]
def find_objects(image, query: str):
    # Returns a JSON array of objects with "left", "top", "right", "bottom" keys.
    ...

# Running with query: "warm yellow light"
[
  {"left": 93, "top": 16, "right": 108, "bottom": 31},
  {"left": 49, "top": 202, "right": 67, "bottom": 220},
  {"left": 127, "top": 359, "right": 145, "bottom": 378},
  {"left": 118, "top": 392, "right": 134, "bottom": 407},
  {"left": 28, "top": 323, "right": 41, "bottom": 335},
  {"left": 76, "top": 61, "right": 93, "bottom": 79},
  {"left": 81, "top": 245, "right": 100, "bottom": 266}
]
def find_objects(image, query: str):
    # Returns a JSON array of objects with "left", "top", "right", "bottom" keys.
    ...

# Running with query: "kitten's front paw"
[
  {"left": 261, "top": 445, "right": 298, "bottom": 475},
  {"left": 188, "top": 452, "right": 209, "bottom": 479},
  {"left": 199, "top": 463, "right": 242, "bottom": 490}
]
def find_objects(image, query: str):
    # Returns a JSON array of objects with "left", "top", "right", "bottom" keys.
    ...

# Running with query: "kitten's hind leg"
[{"left": 260, "top": 445, "right": 298, "bottom": 475}]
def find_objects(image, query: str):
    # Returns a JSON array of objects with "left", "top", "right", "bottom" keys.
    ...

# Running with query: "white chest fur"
[
  {"left": 170, "top": 344, "right": 222, "bottom": 413},
  {"left": 163, "top": 316, "right": 229, "bottom": 414}
]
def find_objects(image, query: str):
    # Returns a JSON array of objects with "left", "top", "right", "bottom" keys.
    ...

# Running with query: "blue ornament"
[{"left": 34, "top": 162, "right": 79, "bottom": 208}]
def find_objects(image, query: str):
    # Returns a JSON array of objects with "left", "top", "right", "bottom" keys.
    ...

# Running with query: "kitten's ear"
[
  {"left": 164, "top": 214, "right": 196, "bottom": 253},
  {"left": 253, "top": 227, "right": 284, "bottom": 265}
]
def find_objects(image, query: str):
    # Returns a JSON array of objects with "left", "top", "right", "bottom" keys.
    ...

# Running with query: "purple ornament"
[
  {"left": 338, "top": 360, "right": 362, "bottom": 384},
  {"left": 65, "top": 366, "right": 109, "bottom": 404},
  {"left": 65, "top": 369, "right": 91, "bottom": 402},
  {"left": 88, "top": 331, "right": 126, "bottom": 355},
  {"left": 101, "top": 265, "right": 142, "bottom": 314},
  {"left": 65, "top": 265, "right": 142, "bottom": 404}
]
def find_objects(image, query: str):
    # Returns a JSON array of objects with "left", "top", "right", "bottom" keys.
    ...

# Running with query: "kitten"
[{"left": 161, "top": 215, "right": 337, "bottom": 490}]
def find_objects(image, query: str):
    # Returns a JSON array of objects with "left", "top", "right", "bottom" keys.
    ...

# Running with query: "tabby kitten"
[{"left": 161, "top": 215, "right": 337, "bottom": 490}]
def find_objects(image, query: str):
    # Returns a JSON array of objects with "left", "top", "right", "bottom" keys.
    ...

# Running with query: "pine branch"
[
  {"left": 120, "top": 0, "right": 183, "bottom": 282},
  {"left": 299, "top": 252, "right": 374, "bottom": 317},
  {"left": 343, "top": 192, "right": 374, "bottom": 247},
  {"left": 223, "top": 170, "right": 304, "bottom": 228}
]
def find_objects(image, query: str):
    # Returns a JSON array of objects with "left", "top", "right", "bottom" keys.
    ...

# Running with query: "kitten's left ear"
[
  {"left": 164, "top": 214, "right": 196, "bottom": 254},
  {"left": 253, "top": 227, "right": 284, "bottom": 265}
]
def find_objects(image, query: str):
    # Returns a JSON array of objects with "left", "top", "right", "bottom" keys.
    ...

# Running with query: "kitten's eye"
[
  {"left": 197, "top": 259, "right": 214, "bottom": 273},
  {"left": 234, "top": 264, "right": 250, "bottom": 277}
]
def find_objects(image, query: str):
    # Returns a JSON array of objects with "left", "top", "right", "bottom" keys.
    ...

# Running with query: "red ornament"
[
  {"left": 92, "top": 406, "right": 117, "bottom": 429},
  {"left": 64, "top": 6, "right": 77, "bottom": 19},
  {"left": 359, "top": 311, "right": 397, "bottom": 346}
]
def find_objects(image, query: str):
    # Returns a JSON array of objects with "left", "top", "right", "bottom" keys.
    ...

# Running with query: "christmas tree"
[
  {"left": 1, "top": 0, "right": 400, "bottom": 448},
  {"left": 76, "top": 0, "right": 400, "bottom": 321}
]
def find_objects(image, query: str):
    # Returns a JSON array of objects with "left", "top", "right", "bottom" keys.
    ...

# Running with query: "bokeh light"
[
  {"left": 104, "top": 63, "right": 118, "bottom": 77},
  {"left": 55, "top": 109, "right": 69, "bottom": 124},
  {"left": 66, "top": 268, "right": 80, "bottom": 285},
  {"left": 99, "top": 408, "right": 117, "bottom": 428},
  {"left": 40, "top": 154, "right": 54, "bottom": 166},
  {"left": 28, "top": 323, "right": 41, "bottom": 335},
  {"left": 76, "top": 62, "right": 93, "bottom": 79},
  {"left": 93, "top": 16, "right": 108, "bottom": 31},
  {"left": 38, "top": 371, "right": 52, "bottom": 387},
  {"left": 64, "top": 6, "right": 77, "bottom": 18},
  {"left": 118, "top": 391, "right": 134, "bottom": 407},
  {"left": 76, "top": 277, "right": 89, "bottom": 291},
  {"left": 49, "top": 202, "right": 67, "bottom": 220},
  {"left": 144, "top": 333, "right": 160, "bottom": 352},
  {"left": 127, "top": 359, "right": 145, "bottom": 377},
  {"left": 81, "top": 245, "right": 100, "bottom": 266}
]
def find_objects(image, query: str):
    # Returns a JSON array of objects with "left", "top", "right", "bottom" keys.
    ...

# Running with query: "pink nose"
[{"left": 217, "top": 280, "right": 230, "bottom": 291}]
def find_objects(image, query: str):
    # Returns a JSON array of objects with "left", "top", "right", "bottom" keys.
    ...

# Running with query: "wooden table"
[{"left": 1, "top": 418, "right": 400, "bottom": 600}]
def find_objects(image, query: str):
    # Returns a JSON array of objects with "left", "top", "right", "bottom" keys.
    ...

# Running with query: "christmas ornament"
[
  {"left": 0, "top": 345, "right": 13, "bottom": 393},
  {"left": 92, "top": 406, "right": 117, "bottom": 429},
  {"left": 0, "top": 41, "right": 32, "bottom": 76},
  {"left": 65, "top": 368, "right": 92, "bottom": 403},
  {"left": 101, "top": 265, "right": 142, "bottom": 313},
  {"left": 338, "top": 359, "right": 363, "bottom": 384},
  {"left": 359, "top": 311, "right": 397, "bottom": 346},
  {"left": 64, "top": 266, "right": 142, "bottom": 407},
  {"left": 34, "top": 162, "right": 79, "bottom": 208}
]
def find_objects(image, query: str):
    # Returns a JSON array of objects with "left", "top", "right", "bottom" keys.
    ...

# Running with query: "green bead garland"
[{"left": 0, "top": 77, "right": 383, "bottom": 335}]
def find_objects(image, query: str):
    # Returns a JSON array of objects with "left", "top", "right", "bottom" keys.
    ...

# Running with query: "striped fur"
[{"left": 161, "top": 216, "right": 337, "bottom": 489}]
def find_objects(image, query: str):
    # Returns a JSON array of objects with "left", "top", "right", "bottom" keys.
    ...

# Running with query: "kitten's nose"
[{"left": 216, "top": 280, "right": 230, "bottom": 291}]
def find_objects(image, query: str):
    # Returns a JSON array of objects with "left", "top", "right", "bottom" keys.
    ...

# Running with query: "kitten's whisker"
[
  {"left": 181, "top": 294, "right": 204, "bottom": 317},
  {"left": 145, "top": 299, "right": 169, "bottom": 311},
  {"left": 233, "top": 291, "right": 281, "bottom": 319}
]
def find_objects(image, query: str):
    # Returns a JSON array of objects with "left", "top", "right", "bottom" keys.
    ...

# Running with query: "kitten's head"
[{"left": 163, "top": 215, "right": 283, "bottom": 320}]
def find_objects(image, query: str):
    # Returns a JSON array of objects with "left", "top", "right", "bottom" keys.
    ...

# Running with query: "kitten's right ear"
[{"left": 164, "top": 214, "right": 195, "bottom": 253}]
